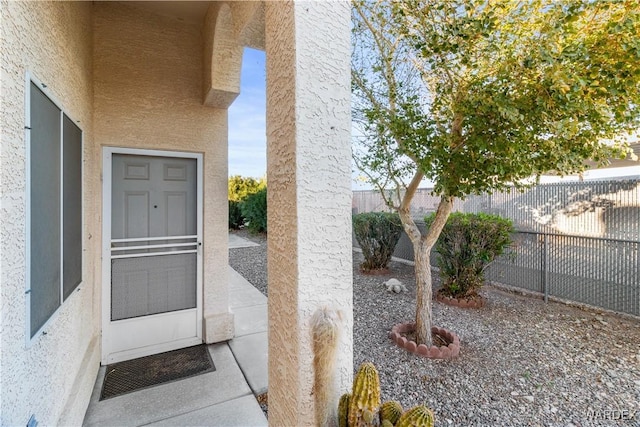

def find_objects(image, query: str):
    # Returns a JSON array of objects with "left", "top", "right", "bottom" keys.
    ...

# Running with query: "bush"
[
  {"left": 228, "top": 175, "right": 265, "bottom": 229},
  {"left": 241, "top": 187, "right": 267, "bottom": 233},
  {"left": 353, "top": 212, "right": 403, "bottom": 271},
  {"left": 229, "top": 200, "right": 244, "bottom": 229},
  {"left": 228, "top": 175, "right": 266, "bottom": 202},
  {"left": 426, "top": 212, "right": 513, "bottom": 298}
]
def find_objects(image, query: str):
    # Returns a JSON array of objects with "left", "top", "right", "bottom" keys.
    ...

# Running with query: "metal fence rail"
[
  {"left": 487, "top": 232, "right": 639, "bottom": 317},
  {"left": 355, "top": 228, "right": 640, "bottom": 317}
]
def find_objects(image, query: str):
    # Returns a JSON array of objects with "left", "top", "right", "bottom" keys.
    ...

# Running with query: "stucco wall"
[
  {"left": 92, "top": 2, "right": 232, "bottom": 344},
  {"left": 0, "top": 1, "right": 99, "bottom": 425},
  {"left": 265, "top": 1, "right": 353, "bottom": 425},
  {"left": 203, "top": 2, "right": 242, "bottom": 108}
]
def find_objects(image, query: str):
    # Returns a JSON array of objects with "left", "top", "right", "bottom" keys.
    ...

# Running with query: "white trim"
[
  {"left": 106, "top": 337, "right": 203, "bottom": 365},
  {"left": 104, "top": 146, "right": 201, "bottom": 159},
  {"left": 25, "top": 72, "right": 32, "bottom": 347},
  {"left": 111, "top": 235, "right": 197, "bottom": 243},
  {"left": 111, "top": 242, "right": 197, "bottom": 252},
  {"left": 59, "top": 109, "right": 64, "bottom": 306},
  {"left": 196, "top": 150, "right": 204, "bottom": 346},
  {"left": 110, "top": 249, "right": 198, "bottom": 259},
  {"left": 101, "top": 150, "right": 112, "bottom": 360},
  {"left": 25, "top": 72, "right": 84, "bottom": 346},
  {"left": 101, "top": 147, "right": 204, "bottom": 365}
]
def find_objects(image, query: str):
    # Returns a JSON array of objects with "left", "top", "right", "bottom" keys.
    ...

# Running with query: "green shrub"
[
  {"left": 229, "top": 200, "right": 244, "bottom": 229},
  {"left": 241, "top": 187, "right": 267, "bottom": 233},
  {"left": 228, "top": 175, "right": 266, "bottom": 202},
  {"left": 353, "top": 212, "right": 403, "bottom": 271},
  {"left": 426, "top": 212, "right": 513, "bottom": 298},
  {"left": 228, "top": 175, "right": 265, "bottom": 229}
]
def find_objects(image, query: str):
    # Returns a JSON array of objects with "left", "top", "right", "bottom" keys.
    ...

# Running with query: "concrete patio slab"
[
  {"left": 229, "top": 267, "right": 267, "bottom": 308},
  {"left": 143, "top": 395, "right": 267, "bottom": 427},
  {"left": 229, "top": 285, "right": 266, "bottom": 309},
  {"left": 227, "top": 332, "right": 268, "bottom": 395},
  {"left": 229, "top": 233, "right": 260, "bottom": 249},
  {"left": 83, "top": 344, "right": 253, "bottom": 426},
  {"left": 233, "top": 304, "right": 268, "bottom": 337}
]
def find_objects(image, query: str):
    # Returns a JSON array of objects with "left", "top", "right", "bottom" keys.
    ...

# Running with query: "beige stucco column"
[{"left": 265, "top": 1, "right": 353, "bottom": 425}]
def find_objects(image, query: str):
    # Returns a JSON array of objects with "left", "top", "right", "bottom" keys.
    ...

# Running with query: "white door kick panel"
[{"left": 107, "top": 309, "right": 198, "bottom": 356}]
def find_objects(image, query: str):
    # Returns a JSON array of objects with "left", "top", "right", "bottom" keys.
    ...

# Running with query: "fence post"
[{"left": 542, "top": 233, "right": 549, "bottom": 303}]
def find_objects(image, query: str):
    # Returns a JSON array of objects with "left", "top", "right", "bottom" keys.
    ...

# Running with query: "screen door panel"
[
  {"left": 111, "top": 154, "right": 197, "bottom": 322},
  {"left": 111, "top": 253, "right": 196, "bottom": 320}
]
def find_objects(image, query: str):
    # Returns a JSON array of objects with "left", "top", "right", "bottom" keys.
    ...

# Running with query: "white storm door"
[{"left": 102, "top": 149, "right": 203, "bottom": 364}]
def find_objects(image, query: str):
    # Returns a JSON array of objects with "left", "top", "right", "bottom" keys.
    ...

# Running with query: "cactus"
[
  {"left": 338, "top": 393, "right": 351, "bottom": 427},
  {"left": 348, "top": 362, "right": 381, "bottom": 427},
  {"left": 396, "top": 405, "right": 435, "bottom": 427},
  {"left": 379, "top": 400, "right": 403, "bottom": 425},
  {"left": 311, "top": 307, "right": 344, "bottom": 427},
  {"left": 338, "top": 362, "right": 435, "bottom": 427}
]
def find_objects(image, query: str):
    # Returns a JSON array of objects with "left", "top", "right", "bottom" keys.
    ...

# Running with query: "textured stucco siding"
[
  {"left": 265, "top": 1, "right": 353, "bottom": 425},
  {"left": 203, "top": 2, "right": 242, "bottom": 108},
  {"left": 229, "top": 1, "right": 265, "bottom": 50},
  {"left": 93, "top": 2, "right": 233, "bottom": 344},
  {"left": 0, "top": 1, "right": 99, "bottom": 425}
]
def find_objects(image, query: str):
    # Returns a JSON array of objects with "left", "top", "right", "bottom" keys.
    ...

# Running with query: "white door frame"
[{"left": 101, "top": 147, "right": 203, "bottom": 364}]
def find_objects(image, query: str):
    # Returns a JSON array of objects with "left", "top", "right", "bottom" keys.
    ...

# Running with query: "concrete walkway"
[
  {"left": 228, "top": 268, "right": 268, "bottom": 396},
  {"left": 229, "top": 232, "right": 260, "bottom": 249},
  {"left": 83, "top": 236, "right": 268, "bottom": 426}
]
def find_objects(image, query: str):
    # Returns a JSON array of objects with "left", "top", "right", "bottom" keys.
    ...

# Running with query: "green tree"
[
  {"left": 352, "top": 0, "right": 640, "bottom": 345},
  {"left": 228, "top": 175, "right": 266, "bottom": 202}
]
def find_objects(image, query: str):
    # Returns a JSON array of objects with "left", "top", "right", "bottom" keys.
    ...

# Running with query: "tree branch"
[
  {"left": 397, "top": 170, "right": 424, "bottom": 245},
  {"left": 422, "top": 196, "right": 454, "bottom": 249}
]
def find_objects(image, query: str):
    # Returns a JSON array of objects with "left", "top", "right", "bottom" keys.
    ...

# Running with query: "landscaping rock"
[
  {"left": 383, "top": 278, "right": 407, "bottom": 293},
  {"left": 230, "top": 235, "right": 640, "bottom": 426}
]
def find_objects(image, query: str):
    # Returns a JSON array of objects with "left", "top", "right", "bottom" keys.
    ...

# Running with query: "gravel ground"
[{"left": 230, "top": 229, "right": 640, "bottom": 427}]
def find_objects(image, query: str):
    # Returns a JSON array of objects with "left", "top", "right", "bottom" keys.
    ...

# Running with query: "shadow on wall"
[{"left": 503, "top": 180, "right": 640, "bottom": 239}]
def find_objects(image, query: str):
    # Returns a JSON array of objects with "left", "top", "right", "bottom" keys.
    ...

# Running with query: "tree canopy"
[
  {"left": 352, "top": 0, "right": 640, "bottom": 346},
  {"left": 228, "top": 175, "right": 266, "bottom": 202},
  {"left": 353, "top": 0, "right": 640, "bottom": 200}
]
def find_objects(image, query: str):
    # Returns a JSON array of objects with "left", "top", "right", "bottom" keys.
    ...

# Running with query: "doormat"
[{"left": 100, "top": 345, "right": 215, "bottom": 400}]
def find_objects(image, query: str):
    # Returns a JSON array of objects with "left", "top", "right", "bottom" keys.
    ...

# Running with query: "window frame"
[{"left": 25, "top": 72, "right": 84, "bottom": 344}]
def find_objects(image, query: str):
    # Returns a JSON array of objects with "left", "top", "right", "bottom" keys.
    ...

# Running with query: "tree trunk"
[
  {"left": 398, "top": 196, "right": 454, "bottom": 346},
  {"left": 414, "top": 239, "right": 434, "bottom": 346}
]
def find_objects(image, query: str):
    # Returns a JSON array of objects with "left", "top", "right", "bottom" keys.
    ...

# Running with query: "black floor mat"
[{"left": 100, "top": 345, "right": 215, "bottom": 400}]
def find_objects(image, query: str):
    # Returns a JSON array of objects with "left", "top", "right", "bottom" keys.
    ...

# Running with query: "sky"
[
  {"left": 228, "top": 48, "right": 639, "bottom": 189},
  {"left": 228, "top": 48, "right": 267, "bottom": 180}
]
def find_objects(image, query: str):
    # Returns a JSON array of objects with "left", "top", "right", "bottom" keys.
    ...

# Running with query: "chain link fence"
[{"left": 352, "top": 179, "right": 640, "bottom": 317}]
